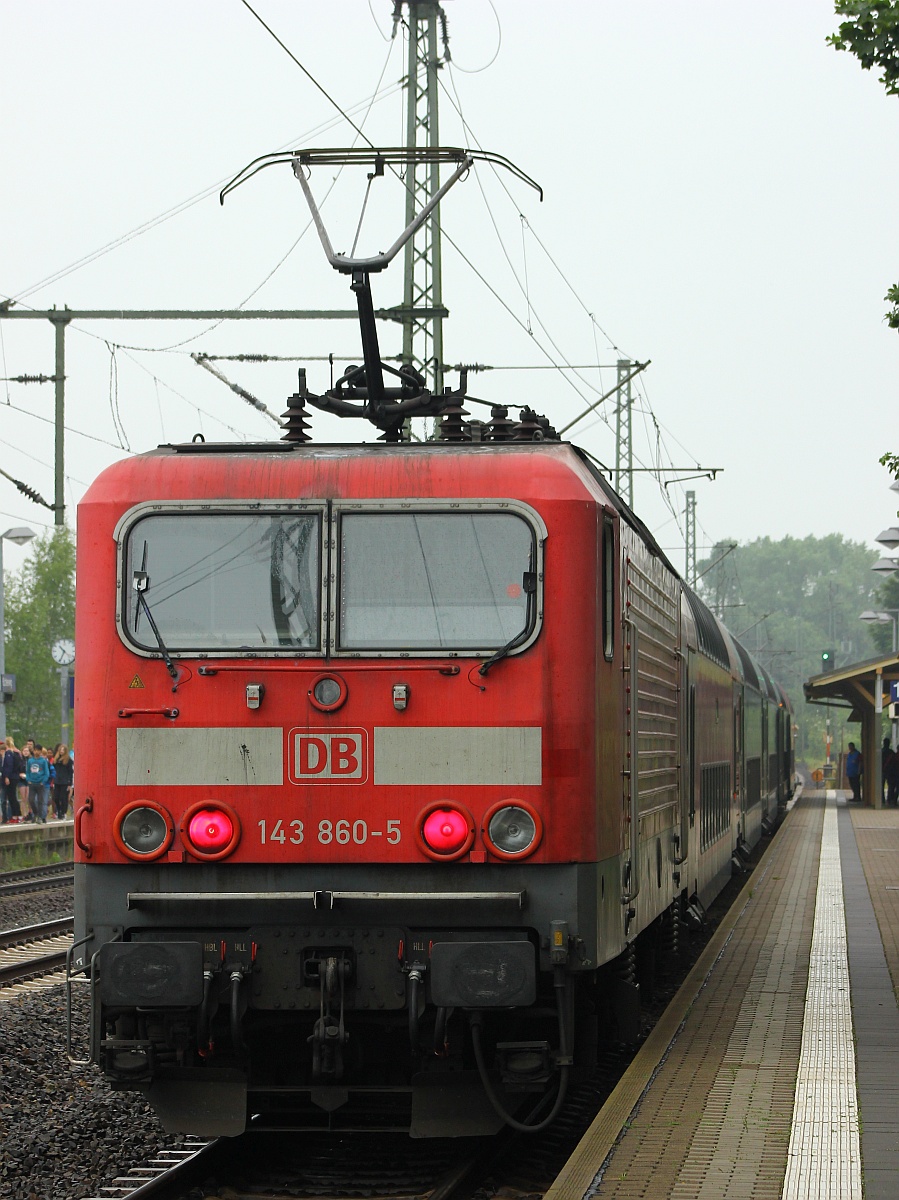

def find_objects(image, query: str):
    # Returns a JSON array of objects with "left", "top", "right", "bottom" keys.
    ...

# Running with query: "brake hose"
[{"left": 469, "top": 968, "right": 571, "bottom": 1133}]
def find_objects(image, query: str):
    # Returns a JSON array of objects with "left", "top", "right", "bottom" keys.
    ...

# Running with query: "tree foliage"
[
  {"left": 829, "top": 1, "right": 899, "bottom": 95},
  {"left": 3, "top": 527, "right": 75, "bottom": 747},
  {"left": 696, "top": 533, "right": 880, "bottom": 767},
  {"left": 886, "top": 282, "right": 899, "bottom": 329},
  {"left": 829, "top": 1, "right": 899, "bottom": 328}
]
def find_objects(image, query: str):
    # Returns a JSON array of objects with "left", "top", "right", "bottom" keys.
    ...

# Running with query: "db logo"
[{"left": 288, "top": 729, "right": 367, "bottom": 784}]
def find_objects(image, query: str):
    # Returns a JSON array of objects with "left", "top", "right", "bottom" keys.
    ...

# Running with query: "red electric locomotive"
[{"left": 70, "top": 149, "right": 793, "bottom": 1138}]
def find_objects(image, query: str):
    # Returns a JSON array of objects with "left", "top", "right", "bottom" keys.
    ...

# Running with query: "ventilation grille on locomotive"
[{"left": 626, "top": 550, "right": 680, "bottom": 827}]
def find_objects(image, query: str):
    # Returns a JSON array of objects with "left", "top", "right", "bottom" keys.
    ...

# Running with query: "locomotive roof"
[{"left": 84, "top": 436, "right": 679, "bottom": 580}]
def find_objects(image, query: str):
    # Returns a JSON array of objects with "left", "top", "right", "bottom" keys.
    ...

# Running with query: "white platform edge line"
[{"left": 781, "top": 791, "right": 862, "bottom": 1199}]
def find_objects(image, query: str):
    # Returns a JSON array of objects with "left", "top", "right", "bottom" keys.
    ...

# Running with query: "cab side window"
[{"left": 602, "top": 517, "right": 615, "bottom": 660}]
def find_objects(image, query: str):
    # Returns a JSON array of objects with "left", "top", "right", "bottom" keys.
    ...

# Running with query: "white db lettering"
[{"left": 290, "top": 730, "right": 366, "bottom": 783}]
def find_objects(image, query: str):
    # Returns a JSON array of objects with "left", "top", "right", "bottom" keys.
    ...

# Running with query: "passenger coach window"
[
  {"left": 339, "top": 512, "right": 534, "bottom": 650},
  {"left": 124, "top": 513, "right": 321, "bottom": 651}
]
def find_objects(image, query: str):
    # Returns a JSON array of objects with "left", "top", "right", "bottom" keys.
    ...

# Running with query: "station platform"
[
  {"left": 0, "top": 817, "right": 73, "bottom": 867},
  {"left": 546, "top": 791, "right": 899, "bottom": 1200}
]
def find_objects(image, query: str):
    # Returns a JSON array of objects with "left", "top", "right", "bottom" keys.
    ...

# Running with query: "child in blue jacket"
[{"left": 26, "top": 745, "right": 51, "bottom": 823}]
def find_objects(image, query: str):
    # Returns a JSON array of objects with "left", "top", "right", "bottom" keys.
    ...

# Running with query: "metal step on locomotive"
[{"left": 68, "top": 144, "right": 793, "bottom": 1138}]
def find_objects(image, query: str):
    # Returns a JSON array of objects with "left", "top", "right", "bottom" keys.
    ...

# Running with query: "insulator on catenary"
[
  {"left": 280, "top": 368, "right": 313, "bottom": 443},
  {"left": 486, "top": 404, "right": 516, "bottom": 441},
  {"left": 514, "top": 407, "right": 545, "bottom": 440},
  {"left": 438, "top": 400, "right": 471, "bottom": 442}
]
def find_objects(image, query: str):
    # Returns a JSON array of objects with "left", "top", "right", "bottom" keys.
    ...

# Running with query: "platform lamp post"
[
  {"left": 868, "top": 523, "right": 899, "bottom": 793},
  {"left": 861, "top": 609, "right": 899, "bottom": 756},
  {"left": 859, "top": 609, "right": 899, "bottom": 653},
  {"left": 0, "top": 526, "right": 37, "bottom": 743}
]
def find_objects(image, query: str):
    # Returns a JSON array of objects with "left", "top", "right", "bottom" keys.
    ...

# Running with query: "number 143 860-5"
[{"left": 257, "top": 818, "right": 401, "bottom": 846}]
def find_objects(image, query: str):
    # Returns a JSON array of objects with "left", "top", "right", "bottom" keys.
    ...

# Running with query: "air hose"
[
  {"left": 229, "top": 970, "right": 245, "bottom": 1057},
  {"left": 469, "top": 968, "right": 571, "bottom": 1133},
  {"left": 197, "top": 970, "right": 215, "bottom": 1054}
]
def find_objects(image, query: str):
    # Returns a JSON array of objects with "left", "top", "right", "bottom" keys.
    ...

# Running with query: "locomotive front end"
[{"left": 73, "top": 442, "right": 604, "bottom": 1137}]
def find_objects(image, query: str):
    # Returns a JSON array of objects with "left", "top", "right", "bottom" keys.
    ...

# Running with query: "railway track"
[
  {"left": 0, "top": 859, "right": 75, "bottom": 896},
  {"left": 0, "top": 917, "right": 74, "bottom": 989},
  {"left": 78, "top": 1127, "right": 508, "bottom": 1200},
  {"left": 77, "top": 1139, "right": 215, "bottom": 1200}
]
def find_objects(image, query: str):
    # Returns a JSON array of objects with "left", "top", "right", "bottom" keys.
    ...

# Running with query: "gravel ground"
[
  {"left": 0, "top": 882, "right": 74, "bottom": 933},
  {"left": 0, "top": 985, "right": 186, "bottom": 1200},
  {"left": 0, "top": 882, "right": 188, "bottom": 1200}
]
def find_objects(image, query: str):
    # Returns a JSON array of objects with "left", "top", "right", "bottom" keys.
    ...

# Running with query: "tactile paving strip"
[
  {"left": 565, "top": 798, "right": 824, "bottom": 1198},
  {"left": 780, "top": 796, "right": 861, "bottom": 1199}
]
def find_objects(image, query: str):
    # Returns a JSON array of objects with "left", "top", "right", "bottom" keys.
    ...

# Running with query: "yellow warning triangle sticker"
[{"left": 129, "top": 674, "right": 145, "bottom": 689}]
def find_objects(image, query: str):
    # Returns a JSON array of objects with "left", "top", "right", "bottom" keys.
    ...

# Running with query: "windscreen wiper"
[
  {"left": 132, "top": 571, "right": 179, "bottom": 684},
  {"left": 478, "top": 570, "right": 537, "bottom": 677}
]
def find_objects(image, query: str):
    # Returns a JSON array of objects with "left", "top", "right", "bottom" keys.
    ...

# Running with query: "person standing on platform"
[
  {"left": 25, "top": 744, "right": 50, "bottom": 823},
  {"left": 883, "top": 739, "right": 899, "bottom": 807},
  {"left": 17, "top": 745, "right": 31, "bottom": 817},
  {"left": 887, "top": 745, "right": 899, "bottom": 808},
  {"left": 51, "top": 745, "right": 73, "bottom": 819},
  {"left": 846, "top": 742, "right": 863, "bottom": 803},
  {"left": 1, "top": 737, "right": 22, "bottom": 822}
]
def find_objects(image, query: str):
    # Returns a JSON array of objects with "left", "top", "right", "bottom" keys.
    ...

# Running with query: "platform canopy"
[{"left": 804, "top": 651, "right": 899, "bottom": 808}]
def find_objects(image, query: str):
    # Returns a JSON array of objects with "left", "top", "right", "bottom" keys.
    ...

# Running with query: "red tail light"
[
  {"left": 181, "top": 802, "right": 241, "bottom": 860},
  {"left": 416, "top": 803, "right": 475, "bottom": 861},
  {"left": 189, "top": 808, "right": 233, "bottom": 850}
]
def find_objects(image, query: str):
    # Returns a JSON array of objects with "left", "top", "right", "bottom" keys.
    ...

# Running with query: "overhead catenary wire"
[
  {"left": 190, "top": 354, "right": 280, "bottom": 425},
  {"left": 440, "top": 71, "right": 623, "bottom": 405},
  {"left": 6, "top": 78, "right": 404, "bottom": 306},
  {"left": 438, "top": 62, "right": 693, "bottom": 523},
  {"left": 102, "top": 30, "right": 399, "bottom": 358},
  {"left": 0, "top": 323, "right": 10, "bottom": 405},
  {"left": 0, "top": 507, "right": 54, "bottom": 530},
  {"left": 2, "top": 396, "right": 131, "bottom": 451},
  {"left": 445, "top": 0, "right": 502, "bottom": 73},
  {"left": 117, "top": 348, "right": 258, "bottom": 441},
  {"left": 239, "top": 0, "right": 379, "bottom": 152},
  {"left": 443, "top": 67, "right": 625, "bottom": 358},
  {"left": 439, "top": 58, "right": 708, "bottom": 542},
  {"left": 105, "top": 342, "right": 131, "bottom": 451}
]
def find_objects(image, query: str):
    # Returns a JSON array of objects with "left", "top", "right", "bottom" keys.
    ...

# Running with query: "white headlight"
[
  {"left": 120, "top": 806, "right": 169, "bottom": 855},
  {"left": 488, "top": 806, "right": 537, "bottom": 855}
]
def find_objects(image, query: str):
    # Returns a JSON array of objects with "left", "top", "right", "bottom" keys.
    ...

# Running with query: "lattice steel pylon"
[
  {"left": 398, "top": 1, "right": 450, "bottom": 396},
  {"left": 685, "top": 490, "right": 697, "bottom": 587},
  {"left": 614, "top": 358, "right": 634, "bottom": 506}
]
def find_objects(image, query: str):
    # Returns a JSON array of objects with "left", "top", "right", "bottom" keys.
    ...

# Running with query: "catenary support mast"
[
  {"left": 399, "top": 1, "right": 449, "bottom": 395},
  {"left": 685, "top": 490, "right": 697, "bottom": 587},
  {"left": 614, "top": 357, "right": 634, "bottom": 506}
]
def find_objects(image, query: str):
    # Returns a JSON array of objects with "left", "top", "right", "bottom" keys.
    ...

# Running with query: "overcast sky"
[{"left": 2, "top": 0, "right": 898, "bottom": 577}]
